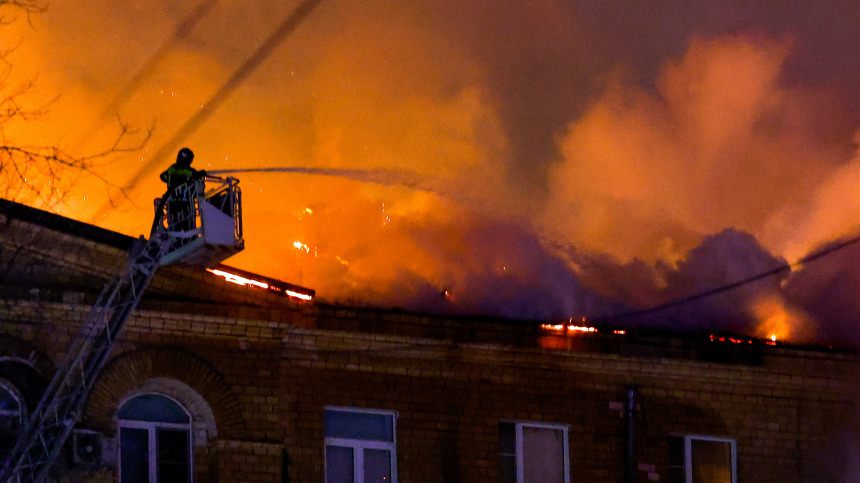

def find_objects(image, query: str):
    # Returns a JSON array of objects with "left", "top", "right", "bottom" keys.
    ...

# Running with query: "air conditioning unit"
[{"left": 70, "top": 429, "right": 115, "bottom": 469}]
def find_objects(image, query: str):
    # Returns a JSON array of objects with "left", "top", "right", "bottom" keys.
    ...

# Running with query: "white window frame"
[
  {"left": 670, "top": 434, "right": 737, "bottom": 483},
  {"left": 117, "top": 393, "right": 193, "bottom": 483},
  {"left": 324, "top": 406, "right": 398, "bottom": 483},
  {"left": 500, "top": 420, "right": 570, "bottom": 483}
]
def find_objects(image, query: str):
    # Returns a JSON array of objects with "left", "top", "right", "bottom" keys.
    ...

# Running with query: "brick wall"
[
  {"left": 2, "top": 296, "right": 859, "bottom": 482},
  {"left": 277, "top": 325, "right": 859, "bottom": 483}
]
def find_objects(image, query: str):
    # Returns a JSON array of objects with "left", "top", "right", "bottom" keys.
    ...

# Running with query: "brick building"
[{"left": 0, "top": 199, "right": 858, "bottom": 482}]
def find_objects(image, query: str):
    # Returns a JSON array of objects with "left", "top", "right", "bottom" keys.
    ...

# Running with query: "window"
[
  {"left": 668, "top": 435, "right": 737, "bottom": 483},
  {"left": 0, "top": 378, "right": 24, "bottom": 422},
  {"left": 324, "top": 407, "right": 397, "bottom": 483},
  {"left": 0, "top": 379, "right": 25, "bottom": 458},
  {"left": 118, "top": 394, "right": 192, "bottom": 483},
  {"left": 499, "top": 421, "right": 569, "bottom": 483}
]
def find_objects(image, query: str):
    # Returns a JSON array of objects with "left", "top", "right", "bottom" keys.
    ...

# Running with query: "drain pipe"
[{"left": 624, "top": 385, "right": 637, "bottom": 483}]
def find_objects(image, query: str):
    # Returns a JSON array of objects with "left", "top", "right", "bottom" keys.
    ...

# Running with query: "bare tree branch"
[{"left": 0, "top": 0, "right": 150, "bottom": 209}]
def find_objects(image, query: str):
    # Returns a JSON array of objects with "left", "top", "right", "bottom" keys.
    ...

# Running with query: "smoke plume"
[{"left": 7, "top": 0, "right": 860, "bottom": 346}]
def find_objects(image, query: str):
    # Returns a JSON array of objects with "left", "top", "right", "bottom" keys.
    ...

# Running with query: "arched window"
[
  {"left": 118, "top": 394, "right": 192, "bottom": 483},
  {"left": 0, "top": 378, "right": 23, "bottom": 419},
  {"left": 0, "top": 378, "right": 25, "bottom": 458}
]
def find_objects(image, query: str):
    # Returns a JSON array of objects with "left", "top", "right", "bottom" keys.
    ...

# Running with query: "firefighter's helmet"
[{"left": 177, "top": 148, "right": 194, "bottom": 166}]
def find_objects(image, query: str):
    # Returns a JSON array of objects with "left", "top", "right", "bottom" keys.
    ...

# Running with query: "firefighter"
[
  {"left": 160, "top": 147, "right": 206, "bottom": 190},
  {"left": 160, "top": 148, "right": 206, "bottom": 232}
]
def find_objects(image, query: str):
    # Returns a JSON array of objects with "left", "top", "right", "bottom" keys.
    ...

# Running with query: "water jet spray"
[{"left": 206, "top": 166, "right": 436, "bottom": 191}]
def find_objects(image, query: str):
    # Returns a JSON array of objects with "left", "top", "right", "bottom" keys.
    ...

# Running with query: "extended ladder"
[
  {"left": 0, "top": 231, "right": 170, "bottom": 483},
  {"left": 1, "top": 176, "right": 244, "bottom": 482}
]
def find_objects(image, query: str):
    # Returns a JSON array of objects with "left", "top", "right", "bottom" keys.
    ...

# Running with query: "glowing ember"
[
  {"left": 293, "top": 241, "right": 311, "bottom": 253},
  {"left": 613, "top": 330, "right": 626, "bottom": 335},
  {"left": 297, "top": 208, "right": 314, "bottom": 221},
  {"left": 708, "top": 334, "right": 765, "bottom": 345},
  {"left": 540, "top": 323, "right": 598, "bottom": 333}
]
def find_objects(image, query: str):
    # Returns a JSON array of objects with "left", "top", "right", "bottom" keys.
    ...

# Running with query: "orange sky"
[{"left": 7, "top": 0, "right": 860, "bottom": 343}]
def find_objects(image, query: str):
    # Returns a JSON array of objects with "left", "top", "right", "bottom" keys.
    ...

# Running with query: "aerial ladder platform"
[{"left": 0, "top": 176, "right": 243, "bottom": 483}]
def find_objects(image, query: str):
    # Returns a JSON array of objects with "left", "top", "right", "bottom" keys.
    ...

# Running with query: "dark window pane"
[
  {"left": 499, "top": 423, "right": 515, "bottom": 455},
  {"left": 499, "top": 455, "right": 517, "bottom": 483},
  {"left": 0, "top": 385, "right": 19, "bottom": 412},
  {"left": 158, "top": 429, "right": 190, "bottom": 483},
  {"left": 363, "top": 448, "right": 391, "bottom": 483},
  {"left": 0, "top": 416, "right": 21, "bottom": 461},
  {"left": 120, "top": 428, "right": 149, "bottom": 483},
  {"left": 668, "top": 436, "right": 684, "bottom": 467},
  {"left": 325, "top": 410, "right": 393, "bottom": 442},
  {"left": 691, "top": 439, "right": 732, "bottom": 483},
  {"left": 668, "top": 467, "right": 686, "bottom": 483},
  {"left": 326, "top": 445, "right": 354, "bottom": 483},
  {"left": 522, "top": 426, "right": 565, "bottom": 483},
  {"left": 118, "top": 395, "right": 190, "bottom": 424}
]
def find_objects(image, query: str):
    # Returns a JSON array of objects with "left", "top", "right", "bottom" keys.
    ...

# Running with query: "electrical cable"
[
  {"left": 97, "top": 0, "right": 325, "bottom": 220},
  {"left": 72, "top": 0, "right": 220, "bottom": 152},
  {"left": 594, "top": 231, "right": 860, "bottom": 324}
]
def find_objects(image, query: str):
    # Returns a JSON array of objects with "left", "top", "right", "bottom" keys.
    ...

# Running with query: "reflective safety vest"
[{"left": 160, "top": 164, "right": 199, "bottom": 190}]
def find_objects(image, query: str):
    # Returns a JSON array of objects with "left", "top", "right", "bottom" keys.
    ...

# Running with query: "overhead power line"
[
  {"left": 95, "top": 0, "right": 325, "bottom": 218},
  {"left": 74, "top": 0, "right": 220, "bottom": 151},
  {"left": 595, "top": 231, "right": 860, "bottom": 324}
]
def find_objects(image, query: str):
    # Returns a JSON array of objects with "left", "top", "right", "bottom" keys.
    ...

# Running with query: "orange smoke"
[{"left": 6, "top": 1, "right": 860, "bottom": 331}]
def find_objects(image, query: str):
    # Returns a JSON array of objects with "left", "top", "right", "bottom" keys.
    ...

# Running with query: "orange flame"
[
  {"left": 540, "top": 323, "right": 598, "bottom": 333},
  {"left": 752, "top": 295, "right": 795, "bottom": 343},
  {"left": 207, "top": 268, "right": 314, "bottom": 301},
  {"left": 208, "top": 268, "right": 269, "bottom": 289}
]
